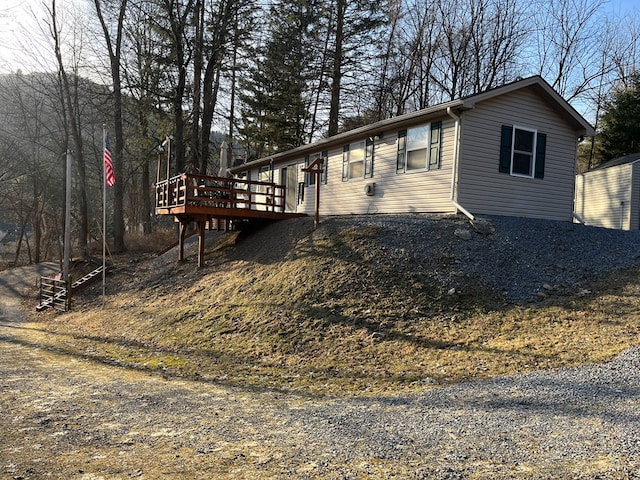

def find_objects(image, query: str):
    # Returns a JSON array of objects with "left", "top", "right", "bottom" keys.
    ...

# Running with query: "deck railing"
[{"left": 155, "top": 173, "right": 286, "bottom": 213}]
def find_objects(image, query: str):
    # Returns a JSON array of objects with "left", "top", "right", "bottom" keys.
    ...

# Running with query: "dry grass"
[{"left": 28, "top": 218, "right": 640, "bottom": 397}]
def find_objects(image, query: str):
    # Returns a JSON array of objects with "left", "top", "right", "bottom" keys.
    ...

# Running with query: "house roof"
[
  {"left": 231, "top": 75, "right": 595, "bottom": 173},
  {"left": 591, "top": 152, "right": 640, "bottom": 171}
]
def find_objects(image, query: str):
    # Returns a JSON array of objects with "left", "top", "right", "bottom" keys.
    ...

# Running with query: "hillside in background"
[{"left": 30, "top": 214, "right": 640, "bottom": 397}]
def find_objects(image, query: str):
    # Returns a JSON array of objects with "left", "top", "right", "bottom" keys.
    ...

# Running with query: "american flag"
[{"left": 104, "top": 133, "right": 115, "bottom": 187}]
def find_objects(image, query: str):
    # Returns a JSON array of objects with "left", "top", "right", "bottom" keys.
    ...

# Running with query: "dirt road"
[{"left": 0, "top": 265, "right": 345, "bottom": 479}]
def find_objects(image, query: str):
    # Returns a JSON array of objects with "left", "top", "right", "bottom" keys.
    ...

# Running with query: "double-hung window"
[
  {"left": 342, "top": 139, "right": 374, "bottom": 181},
  {"left": 258, "top": 165, "right": 271, "bottom": 193},
  {"left": 499, "top": 125, "right": 546, "bottom": 179},
  {"left": 397, "top": 121, "right": 442, "bottom": 173},
  {"left": 306, "top": 151, "right": 329, "bottom": 185}
]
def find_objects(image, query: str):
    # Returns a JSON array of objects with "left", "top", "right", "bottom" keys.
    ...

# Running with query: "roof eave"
[
  {"left": 231, "top": 76, "right": 595, "bottom": 173},
  {"left": 230, "top": 99, "right": 464, "bottom": 173}
]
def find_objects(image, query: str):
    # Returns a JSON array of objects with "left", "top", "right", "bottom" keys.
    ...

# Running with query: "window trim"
[
  {"left": 305, "top": 151, "right": 329, "bottom": 185},
  {"left": 342, "top": 141, "right": 371, "bottom": 181},
  {"left": 499, "top": 124, "right": 546, "bottom": 180},
  {"left": 397, "top": 121, "right": 442, "bottom": 174},
  {"left": 257, "top": 164, "right": 273, "bottom": 194},
  {"left": 510, "top": 125, "right": 537, "bottom": 179},
  {"left": 320, "top": 150, "right": 328, "bottom": 184},
  {"left": 304, "top": 155, "right": 314, "bottom": 186}
]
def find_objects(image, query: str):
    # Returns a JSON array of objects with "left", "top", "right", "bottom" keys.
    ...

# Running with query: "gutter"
[{"left": 447, "top": 107, "right": 475, "bottom": 221}]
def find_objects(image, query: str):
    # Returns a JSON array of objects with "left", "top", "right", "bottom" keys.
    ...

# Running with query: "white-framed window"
[
  {"left": 305, "top": 151, "right": 329, "bottom": 186},
  {"left": 257, "top": 165, "right": 271, "bottom": 193},
  {"left": 320, "top": 150, "right": 328, "bottom": 184},
  {"left": 499, "top": 125, "right": 547, "bottom": 179},
  {"left": 342, "top": 139, "right": 374, "bottom": 181},
  {"left": 397, "top": 121, "right": 442, "bottom": 173}
]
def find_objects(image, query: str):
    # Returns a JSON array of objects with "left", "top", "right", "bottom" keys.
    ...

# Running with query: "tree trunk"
[
  {"left": 94, "top": 0, "right": 129, "bottom": 252},
  {"left": 328, "top": 0, "right": 346, "bottom": 137}
]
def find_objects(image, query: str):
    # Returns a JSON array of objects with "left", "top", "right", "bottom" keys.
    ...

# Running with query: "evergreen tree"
[
  {"left": 322, "top": 0, "right": 386, "bottom": 136},
  {"left": 599, "top": 73, "right": 640, "bottom": 161},
  {"left": 239, "top": 0, "right": 314, "bottom": 158}
]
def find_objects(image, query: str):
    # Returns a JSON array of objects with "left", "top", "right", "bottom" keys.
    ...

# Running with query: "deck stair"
[
  {"left": 71, "top": 265, "right": 107, "bottom": 293},
  {"left": 36, "top": 265, "right": 107, "bottom": 311}
]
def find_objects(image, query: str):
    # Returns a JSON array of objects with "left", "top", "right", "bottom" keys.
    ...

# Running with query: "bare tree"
[
  {"left": 94, "top": 0, "right": 128, "bottom": 252},
  {"left": 0, "top": 72, "right": 66, "bottom": 265},
  {"left": 533, "top": 0, "right": 605, "bottom": 100},
  {"left": 48, "top": 0, "right": 90, "bottom": 258}
]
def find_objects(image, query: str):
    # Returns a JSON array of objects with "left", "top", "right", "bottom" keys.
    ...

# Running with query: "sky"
[{"left": 0, "top": 0, "right": 638, "bottom": 74}]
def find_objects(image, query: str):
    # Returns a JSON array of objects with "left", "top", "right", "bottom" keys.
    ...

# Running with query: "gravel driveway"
[{"left": 2, "top": 262, "right": 640, "bottom": 479}]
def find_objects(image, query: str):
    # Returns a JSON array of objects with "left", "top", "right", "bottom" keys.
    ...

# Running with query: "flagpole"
[
  {"left": 102, "top": 125, "right": 107, "bottom": 306},
  {"left": 63, "top": 150, "right": 71, "bottom": 282}
]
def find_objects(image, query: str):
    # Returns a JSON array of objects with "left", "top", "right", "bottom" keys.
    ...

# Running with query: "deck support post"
[
  {"left": 178, "top": 219, "right": 189, "bottom": 261},
  {"left": 302, "top": 157, "right": 324, "bottom": 228},
  {"left": 197, "top": 220, "right": 206, "bottom": 268}
]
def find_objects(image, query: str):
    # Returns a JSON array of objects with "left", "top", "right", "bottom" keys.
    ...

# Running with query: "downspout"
[{"left": 447, "top": 107, "right": 475, "bottom": 221}]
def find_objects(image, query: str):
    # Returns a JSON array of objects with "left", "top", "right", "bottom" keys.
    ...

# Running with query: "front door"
[{"left": 282, "top": 166, "right": 298, "bottom": 212}]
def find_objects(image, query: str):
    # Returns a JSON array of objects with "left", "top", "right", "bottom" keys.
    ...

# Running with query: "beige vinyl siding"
[
  {"left": 457, "top": 88, "right": 577, "bottom": 221},
  {"left": 291, "top": 119, "right": 456, "bottom": 216},
  {"left": 575, "top": 163, "right": 638, "bottom": 230}
]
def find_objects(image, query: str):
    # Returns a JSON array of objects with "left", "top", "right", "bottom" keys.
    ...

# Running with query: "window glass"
[
  {"left": 512, "top": 153, "right": 532, "bottom": 176},
  {"left": 347, "top": 141, "right": 365, "bottom": 180},
  {"left": 406, "top": 125, "right": 429, "bottom": 151},
  {"left": 407, "top": 148, "right": 428, "bottom": 170},
  {"left": 349, "top": 160, "right": 364, "bottom": 178},
  {"left": 305, "top": 155, "right": 314, "bottom": 186},
  {"left": 258, "top": 166, "right": 270, "bottom": 193},
  {"left": 511, "top": 127, "right": 536, "bottom": 177},
  {"left": 514, "top": 129, "right": 534, "bottom": 152},
  {"left": 406, "top": 125, "right": 429, "bottom": 171}
]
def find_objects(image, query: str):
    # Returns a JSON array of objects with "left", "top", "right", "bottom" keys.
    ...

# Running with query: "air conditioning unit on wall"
[{"left": 364, "top": 182, "right": 375, "bottom": 196}]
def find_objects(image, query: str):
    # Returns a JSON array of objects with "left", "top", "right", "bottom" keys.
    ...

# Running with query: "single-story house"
[
  {"left": 230, "top": 75, "right": 594, "bottom": 222},
  {"left": 574, "top": 153, "right": 640, "bottom": 230}
]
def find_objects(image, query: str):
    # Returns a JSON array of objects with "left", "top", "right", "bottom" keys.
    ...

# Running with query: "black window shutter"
[
  {"left": 342, "top": 145, "right": 349, "bottom": 181},
  {"left": 321, "top": 150, "right": 328, "bottom": 184},
  {"left": 534, "top": 132, "right": 546, "bottom": 179},
  {"left": 397, "top": 130, "right": 407, "bottom": 173},
  {"left": 499, "top": 125, "right": 512, "bottom": 173}
]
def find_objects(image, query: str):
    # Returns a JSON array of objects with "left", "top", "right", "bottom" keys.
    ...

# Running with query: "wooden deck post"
[
  {"left": 197, "top": 220, "right": 206, "bottom": 268},
  {"left": 178, "top": 219, "right": 189, "bottom": 261},
  {"left": 302, "top": 157, "right": 324, "bottom": 228}
]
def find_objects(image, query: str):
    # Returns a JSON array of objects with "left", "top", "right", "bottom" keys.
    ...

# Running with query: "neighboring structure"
[
  {"left": 0, "top": 222, "right": 22, "bottom": 264},
  {"left": 230, "top": 76, "right": 594, "bottom": 222},
  {"left": 574, "top": 153, "right": 640, "bottom": 230}
]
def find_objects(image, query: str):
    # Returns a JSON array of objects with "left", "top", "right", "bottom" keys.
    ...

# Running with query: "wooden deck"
[{"left": 155, "top": 173, "right": 304, "bottom": 265}]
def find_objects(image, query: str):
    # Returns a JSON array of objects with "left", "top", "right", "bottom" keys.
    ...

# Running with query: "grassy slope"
[{"left": 32, "top": 217, "right": 640, "bottom": 397}]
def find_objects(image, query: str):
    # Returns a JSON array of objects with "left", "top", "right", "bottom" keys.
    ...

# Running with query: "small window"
[
  {"left": 320, "top": 150, "right": 328, "bottom": 184},
  {"left": 364, "top": 138, "right": 374, "bottom": 178},
  {"left": 258, "top": 166, "right": 270, "bottom": 182},
  {"left": 342, "top": 142, "right": 365, "bottom": 181},
  {"left": 305, "top": 152, "right": 329, "bottom": 185},
  {"left": 499, "top": 125, "right": 546, "bottom": 179},
  {"left": 305, "top": 155, "right": 314, "bottom": 186},
  {"left": 397, "top": 122, "right": 442, "bottom": 173}
]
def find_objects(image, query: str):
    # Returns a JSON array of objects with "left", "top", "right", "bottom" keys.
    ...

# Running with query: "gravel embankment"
[{"left": 327, "top": 214, "right": 640, "bottom": 303}]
